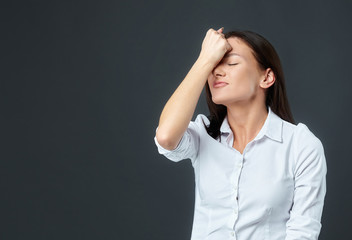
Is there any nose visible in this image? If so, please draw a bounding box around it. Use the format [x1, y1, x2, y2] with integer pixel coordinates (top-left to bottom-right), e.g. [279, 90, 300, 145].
[212, 63, 226, 77]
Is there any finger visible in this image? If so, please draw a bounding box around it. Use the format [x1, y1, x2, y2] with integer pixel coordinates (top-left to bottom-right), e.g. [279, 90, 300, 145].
[217, 27, 224, 33]
[225, 42, 232, 52]
[207, 28, 215, 35]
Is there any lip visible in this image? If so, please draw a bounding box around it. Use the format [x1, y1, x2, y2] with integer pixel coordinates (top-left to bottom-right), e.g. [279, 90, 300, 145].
[213, 81, 228, 88]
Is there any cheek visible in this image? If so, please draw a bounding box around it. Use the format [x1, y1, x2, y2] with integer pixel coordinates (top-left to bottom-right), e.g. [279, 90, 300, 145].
[230, 81, 255, 99]
[229, 70, 256, 91]
[207, 76, 214, 88]
[242, 67, 260, 86]
[224, 74, 259, 101]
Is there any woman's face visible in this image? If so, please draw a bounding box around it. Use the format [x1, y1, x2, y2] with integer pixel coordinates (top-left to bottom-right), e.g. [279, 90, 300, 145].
[207, 37, 268, 106]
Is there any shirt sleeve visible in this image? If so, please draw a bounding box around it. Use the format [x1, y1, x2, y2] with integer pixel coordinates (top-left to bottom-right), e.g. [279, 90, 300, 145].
[285, 123, 327, 240]
[154, 114, 206, 164]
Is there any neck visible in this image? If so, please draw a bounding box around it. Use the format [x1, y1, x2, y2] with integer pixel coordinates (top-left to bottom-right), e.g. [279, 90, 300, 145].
[226, 103, 268, 147]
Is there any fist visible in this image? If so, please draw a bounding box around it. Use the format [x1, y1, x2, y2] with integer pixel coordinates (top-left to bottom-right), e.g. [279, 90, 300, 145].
[199, 27, 232, 66]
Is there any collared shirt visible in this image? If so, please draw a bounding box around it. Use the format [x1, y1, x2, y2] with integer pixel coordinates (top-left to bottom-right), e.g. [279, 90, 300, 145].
[154, 106, 327, 240]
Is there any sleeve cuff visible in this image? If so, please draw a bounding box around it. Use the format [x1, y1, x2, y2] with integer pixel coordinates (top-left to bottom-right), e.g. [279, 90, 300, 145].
[154, 132, 186, 155]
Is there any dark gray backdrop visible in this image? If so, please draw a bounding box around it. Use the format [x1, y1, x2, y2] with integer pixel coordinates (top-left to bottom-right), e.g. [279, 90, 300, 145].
[1, 0, 351, 239]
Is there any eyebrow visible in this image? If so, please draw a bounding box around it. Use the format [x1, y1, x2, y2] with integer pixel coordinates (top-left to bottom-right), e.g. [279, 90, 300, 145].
[223, 53, 241, 58]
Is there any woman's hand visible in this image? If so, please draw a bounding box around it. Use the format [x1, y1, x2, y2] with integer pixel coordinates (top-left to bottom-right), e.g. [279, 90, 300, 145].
[156, 27, 228, 150]
[198, 27, 233, 67]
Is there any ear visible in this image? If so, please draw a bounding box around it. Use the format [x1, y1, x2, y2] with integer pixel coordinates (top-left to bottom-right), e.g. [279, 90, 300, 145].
[260, 68, 275, 89]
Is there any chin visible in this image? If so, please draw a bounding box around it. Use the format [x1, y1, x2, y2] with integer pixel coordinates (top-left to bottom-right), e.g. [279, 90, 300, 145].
[212, 95, 248, 107]
[211, 96, 229, 106]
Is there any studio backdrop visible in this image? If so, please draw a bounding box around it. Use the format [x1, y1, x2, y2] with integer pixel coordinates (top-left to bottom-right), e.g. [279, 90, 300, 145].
[1, 0, 351, 239]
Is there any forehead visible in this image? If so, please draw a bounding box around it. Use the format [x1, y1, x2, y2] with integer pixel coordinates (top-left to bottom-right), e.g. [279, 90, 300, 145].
[225, 37, 253, 58]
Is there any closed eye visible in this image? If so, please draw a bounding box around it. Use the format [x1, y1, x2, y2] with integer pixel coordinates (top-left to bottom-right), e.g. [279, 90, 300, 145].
[228, 63, 238, 66]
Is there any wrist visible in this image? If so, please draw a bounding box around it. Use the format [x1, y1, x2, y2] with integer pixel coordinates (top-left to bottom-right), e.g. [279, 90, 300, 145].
[195, 55, 216, 71]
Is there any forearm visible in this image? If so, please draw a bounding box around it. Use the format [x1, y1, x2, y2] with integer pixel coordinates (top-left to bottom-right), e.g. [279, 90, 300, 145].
[156, 56, 214, 150]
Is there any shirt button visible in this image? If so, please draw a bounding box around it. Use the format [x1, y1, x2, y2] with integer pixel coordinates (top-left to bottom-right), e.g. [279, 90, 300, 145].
[231, 231, 235, 237]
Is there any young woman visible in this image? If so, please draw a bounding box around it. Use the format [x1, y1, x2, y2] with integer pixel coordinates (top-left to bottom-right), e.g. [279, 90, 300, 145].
[154, 27, 327, 240]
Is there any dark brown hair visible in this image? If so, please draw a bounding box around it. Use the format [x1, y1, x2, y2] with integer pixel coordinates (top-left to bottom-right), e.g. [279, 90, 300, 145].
[205, 30, 295, 139]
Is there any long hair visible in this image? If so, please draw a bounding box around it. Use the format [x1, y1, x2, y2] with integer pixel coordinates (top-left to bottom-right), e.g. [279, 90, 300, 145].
[205, 30, 295, 139]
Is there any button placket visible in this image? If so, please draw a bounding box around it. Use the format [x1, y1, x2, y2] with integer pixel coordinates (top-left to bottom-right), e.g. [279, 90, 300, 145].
[231, 154, 243, 230]
[230, 230, 236, 239]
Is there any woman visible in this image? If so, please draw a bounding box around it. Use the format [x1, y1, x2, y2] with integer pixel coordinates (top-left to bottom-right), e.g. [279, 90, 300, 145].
[154, 27, 327, 240]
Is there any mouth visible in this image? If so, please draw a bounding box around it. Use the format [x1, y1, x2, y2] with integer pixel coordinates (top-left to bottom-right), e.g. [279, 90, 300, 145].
[213, 81, 228, 88]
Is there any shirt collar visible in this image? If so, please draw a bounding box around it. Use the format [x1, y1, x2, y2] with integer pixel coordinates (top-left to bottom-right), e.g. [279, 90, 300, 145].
[220, 106, 283, 143]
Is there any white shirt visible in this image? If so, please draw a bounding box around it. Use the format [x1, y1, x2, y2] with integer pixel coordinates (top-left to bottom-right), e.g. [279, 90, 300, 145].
[154, 106, 327, 240]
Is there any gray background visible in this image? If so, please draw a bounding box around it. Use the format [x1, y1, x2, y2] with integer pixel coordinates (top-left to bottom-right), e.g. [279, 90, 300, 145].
[1, 0, 351, 239]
